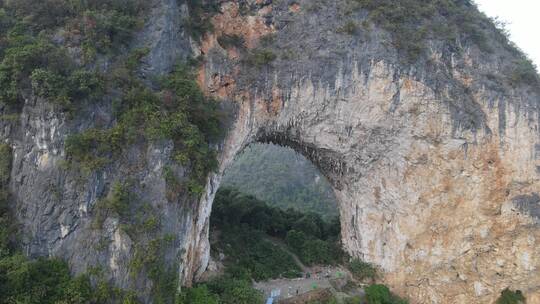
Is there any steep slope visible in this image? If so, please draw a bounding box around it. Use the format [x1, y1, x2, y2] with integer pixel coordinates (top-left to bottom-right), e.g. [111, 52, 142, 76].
[0, 0, 539, 303]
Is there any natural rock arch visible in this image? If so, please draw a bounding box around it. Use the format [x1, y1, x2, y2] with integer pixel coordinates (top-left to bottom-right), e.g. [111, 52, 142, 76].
[173, 3, 540, 303]
[3, 1, 539, 303]
[179, 59, 540, 303]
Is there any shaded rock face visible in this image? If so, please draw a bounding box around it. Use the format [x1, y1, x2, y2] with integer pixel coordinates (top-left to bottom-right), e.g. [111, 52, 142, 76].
[1, 0, 539, 303]
[0, 0, 205, 300]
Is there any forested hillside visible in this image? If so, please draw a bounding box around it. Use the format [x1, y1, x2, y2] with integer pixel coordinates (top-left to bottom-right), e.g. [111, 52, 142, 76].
[222, 144, 338, 220]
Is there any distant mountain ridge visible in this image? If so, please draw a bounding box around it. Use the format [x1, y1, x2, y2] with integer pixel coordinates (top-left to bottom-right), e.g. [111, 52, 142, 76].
[221, 144, 338, 220]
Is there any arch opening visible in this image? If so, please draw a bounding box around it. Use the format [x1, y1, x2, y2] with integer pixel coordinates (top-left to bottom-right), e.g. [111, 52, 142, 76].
[191, 142, 365, 302]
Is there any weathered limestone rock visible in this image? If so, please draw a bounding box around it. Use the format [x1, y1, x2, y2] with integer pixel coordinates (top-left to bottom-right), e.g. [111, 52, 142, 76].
[188, 1, 540, 303]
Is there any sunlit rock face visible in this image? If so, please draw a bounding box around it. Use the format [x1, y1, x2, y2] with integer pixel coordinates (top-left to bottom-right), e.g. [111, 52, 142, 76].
[190, 1, 540, 303]
[1, 0, 539, 303]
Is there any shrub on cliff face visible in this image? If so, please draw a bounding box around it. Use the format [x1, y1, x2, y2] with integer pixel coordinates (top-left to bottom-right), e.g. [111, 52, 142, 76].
[247, 49, 277, 66]
[337, 20, 358, 35]
[176, 285, 219, 304]
[217, 34, 245, 49]
[365, 284, 408, 304]
[0, 144, 11, 186]
[496, 288, 526, 304]
[508, 58, 539, 87]
[0, 144, 13, 257]
[348, 258, 377, 282]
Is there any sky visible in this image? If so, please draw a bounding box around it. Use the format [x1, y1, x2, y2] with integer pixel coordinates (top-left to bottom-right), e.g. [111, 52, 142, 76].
[474, 0, 540, 67]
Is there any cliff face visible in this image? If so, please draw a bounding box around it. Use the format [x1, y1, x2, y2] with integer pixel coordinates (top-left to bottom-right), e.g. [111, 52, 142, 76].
[194, 1, 540, 303]
[2, 0, 540, 303]
[0, 0, 206, 298]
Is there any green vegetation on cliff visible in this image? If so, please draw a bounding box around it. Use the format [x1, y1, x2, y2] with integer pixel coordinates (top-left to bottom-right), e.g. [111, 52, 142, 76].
[0, 1, 224, 303]
[496, 288, 526, 304]
[0, 0, 224, 195]
[0, 0, 146, 107]
[0, 144, 136, 304]
[65, 62, 223, 194]
[364, 284, 409, 304]
[342, 0, 539, 87]
[0, 144, 14, 257]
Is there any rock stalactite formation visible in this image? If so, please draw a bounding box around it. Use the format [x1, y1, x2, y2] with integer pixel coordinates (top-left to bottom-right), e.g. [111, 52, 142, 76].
[1, 0, 539, 303]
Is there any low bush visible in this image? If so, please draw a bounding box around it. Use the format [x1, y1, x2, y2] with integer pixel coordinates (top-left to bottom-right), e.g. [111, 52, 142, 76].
[496, 288, 526, 304]
[337, 20, 358, 35]
[344, 296, 363, 304]
[508, 58, 539, 87]
[365, 284, 408, 304]
[0, 144, 11, 187]
[178, 277, 264, 304]
[348, 258, 377, 282]
[206, 277, 264, 304]
[0, 256, 93, 304]
[0, 144, 13, 257]
[286, 233, 341, 266]
[185, 0, 219, 40]
[177, 285, 218, 304]
[247, 49, 277, 66]
[130, 235, 177, 303]
[217, 34, 245, 49]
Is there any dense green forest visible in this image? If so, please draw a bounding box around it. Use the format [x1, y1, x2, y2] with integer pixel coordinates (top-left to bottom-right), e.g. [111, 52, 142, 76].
[181, 188, 415, 304]
[212, 188, 343, 276]
[177, 188, 343, 304]
[222, 144, 339, 220]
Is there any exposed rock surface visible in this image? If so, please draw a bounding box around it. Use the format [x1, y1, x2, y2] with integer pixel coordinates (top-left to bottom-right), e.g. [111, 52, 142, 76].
[0, 0, 204, 300]
[193, 1, 540, 303]
[1, 0, 539, 303]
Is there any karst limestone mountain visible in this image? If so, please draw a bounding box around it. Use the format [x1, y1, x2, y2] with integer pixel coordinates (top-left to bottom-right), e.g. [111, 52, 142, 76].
[1, 0, 539, 303]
